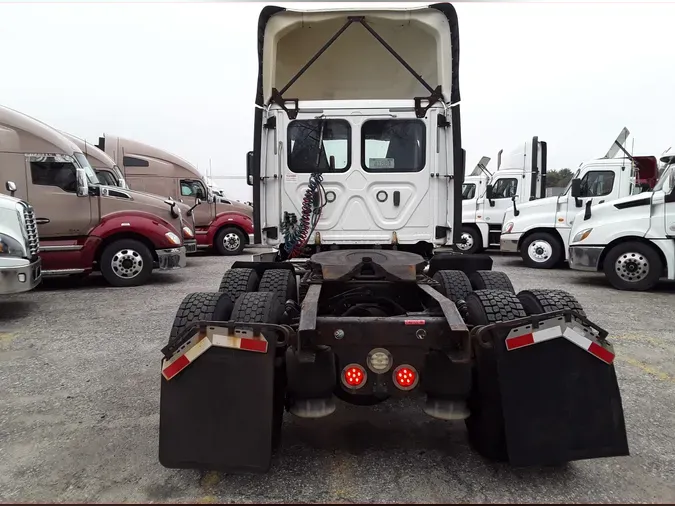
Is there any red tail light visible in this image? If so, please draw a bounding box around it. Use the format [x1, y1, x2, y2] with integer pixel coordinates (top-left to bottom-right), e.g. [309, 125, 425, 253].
[393, 365, 418, 391]
[341, 363, 367, 390]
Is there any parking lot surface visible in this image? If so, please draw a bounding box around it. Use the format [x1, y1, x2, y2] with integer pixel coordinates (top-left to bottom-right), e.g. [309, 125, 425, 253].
[1, 250, 674, 503]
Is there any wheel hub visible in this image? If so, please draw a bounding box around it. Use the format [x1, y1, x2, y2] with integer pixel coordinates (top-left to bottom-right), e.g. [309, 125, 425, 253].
[615, 253, 649, 282]
[111, 249, 143, 279]
[528, 240, 552, 262]
[223, 233, 241, 251]
[457, 232, 474, 251]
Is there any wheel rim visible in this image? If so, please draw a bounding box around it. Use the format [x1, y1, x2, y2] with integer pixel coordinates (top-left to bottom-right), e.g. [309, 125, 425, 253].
[222, 233, 241, 252]
[527, 240, 553, 263]
[615, 252, 650, 283]
[457, 232, 474, 251]
[111, 248, 144, 279]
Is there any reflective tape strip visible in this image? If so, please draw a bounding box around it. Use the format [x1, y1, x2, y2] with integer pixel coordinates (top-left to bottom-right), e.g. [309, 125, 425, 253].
[404, 320, 426, 326]
[563, 326, 615, 364]
[505, 325, 563, 351]
[212, 333, 268, 353]
[505, 320, 615, 365]
[161, 334, 213, 380]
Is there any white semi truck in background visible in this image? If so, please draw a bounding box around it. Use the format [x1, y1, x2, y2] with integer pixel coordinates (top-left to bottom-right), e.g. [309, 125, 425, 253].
[568, 152, 675, 290]
[457, 137, 547, 253]
[500, 128, 660, 268]
[0, 190, 42, 294]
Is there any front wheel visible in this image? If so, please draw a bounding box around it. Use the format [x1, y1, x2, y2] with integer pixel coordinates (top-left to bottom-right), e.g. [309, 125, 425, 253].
[603, 241, 662, 291]
[454, 226, 483, 254]
[520, 232, 562, 269]
[100, 239, 154, 287]
[215, 227, 246, 256]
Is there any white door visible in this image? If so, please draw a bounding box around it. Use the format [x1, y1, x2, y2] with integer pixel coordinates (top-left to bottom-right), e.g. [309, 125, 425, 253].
[479, 175, 519, 226]
[564, 167, 620, 225]
[276, 109, 433, 246]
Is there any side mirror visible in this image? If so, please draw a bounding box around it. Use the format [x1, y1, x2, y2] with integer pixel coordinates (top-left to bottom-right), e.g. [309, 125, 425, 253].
[485, 184, 495, 206]
[119, 178, 128, 189]
[75, 168, 89, 197]
[246, 151, 254, 186]
[329, 155, 336, 172]
[5, 181, 17, 197]
[570, 178, 582, 207]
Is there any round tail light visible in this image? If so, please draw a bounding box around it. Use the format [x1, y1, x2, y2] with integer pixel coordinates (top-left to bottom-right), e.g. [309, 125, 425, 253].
[393, 365, 418, 391]
[341, 364, 367, 390]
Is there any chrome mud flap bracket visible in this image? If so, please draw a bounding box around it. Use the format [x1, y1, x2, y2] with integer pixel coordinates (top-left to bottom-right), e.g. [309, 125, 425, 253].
[158, 321, 292, 473]
[473, 310, 629, 466]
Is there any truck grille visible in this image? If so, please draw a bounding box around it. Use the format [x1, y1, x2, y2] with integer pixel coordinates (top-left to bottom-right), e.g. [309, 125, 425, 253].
[21, 205, 40, 258]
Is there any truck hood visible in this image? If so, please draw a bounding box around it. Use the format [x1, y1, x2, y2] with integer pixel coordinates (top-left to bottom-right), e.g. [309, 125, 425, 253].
[98, 185, 184, 231]
[504, 196, 560, 232]
[216, 201, 253, 219]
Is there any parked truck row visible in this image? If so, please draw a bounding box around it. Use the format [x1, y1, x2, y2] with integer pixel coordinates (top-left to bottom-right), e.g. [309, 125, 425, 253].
[0, 103, 256, 289]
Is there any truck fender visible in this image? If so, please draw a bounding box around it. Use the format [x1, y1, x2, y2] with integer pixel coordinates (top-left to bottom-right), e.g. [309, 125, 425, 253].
[91, 211, 183, 251]
[476, 222, 490, 249]
[206, 212, 254, 246]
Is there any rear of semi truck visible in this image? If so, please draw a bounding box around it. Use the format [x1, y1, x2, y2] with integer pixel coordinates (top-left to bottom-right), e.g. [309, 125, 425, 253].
[158, 3, 629, 474]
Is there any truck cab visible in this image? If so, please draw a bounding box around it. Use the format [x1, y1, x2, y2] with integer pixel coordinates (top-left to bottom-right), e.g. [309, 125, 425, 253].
[61, 132, 198, 255]
[97, 135, 254, 256]
[500, 128, 659, 268]
[458, 138, 547, 253]
[568, 153, 675, 290]
[0, 104, 187, 287]
[0, 190, 42, 294]
[248, 5, 463, 258]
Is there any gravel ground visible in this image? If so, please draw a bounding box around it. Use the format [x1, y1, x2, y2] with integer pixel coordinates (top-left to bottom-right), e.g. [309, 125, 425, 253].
[1, 250, 674, 503]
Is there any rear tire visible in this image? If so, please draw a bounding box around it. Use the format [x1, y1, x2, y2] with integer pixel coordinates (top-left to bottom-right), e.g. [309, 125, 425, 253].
[517, 289, 586, 317]
[218, 267, 259, 303]
[168, 292, 234, 348]
[603, 241, 662, 291]
[100, 238, 154, 287]
[454, 226, 483, 254]
[432, 269, 473, 303]
[469, 270, 515, 294]
[214, 227, 246, 256]
[520, 232, 562, 269]
[258, 269, 298, 306]
[464, 290, 526, 462]
[231, 292, 286, 448]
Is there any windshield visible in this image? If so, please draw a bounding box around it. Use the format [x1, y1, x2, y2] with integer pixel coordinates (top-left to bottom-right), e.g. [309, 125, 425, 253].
[73, 152, 101, 185]
[653, 163, 674, 192]
[562, 169, 581, 195]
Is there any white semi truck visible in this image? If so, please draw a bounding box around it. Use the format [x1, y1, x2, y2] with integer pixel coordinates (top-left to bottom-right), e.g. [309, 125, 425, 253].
[500, 128, 660, 268]
[458, 137, 547, 253]
[157, 3, 628, 474]
[0, 189, 42, 294]
[568, 153, 675, 290]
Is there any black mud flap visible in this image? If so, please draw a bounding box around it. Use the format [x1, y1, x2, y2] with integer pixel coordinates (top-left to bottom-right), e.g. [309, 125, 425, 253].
[475, 311, 629, 466]
[159, 322, 290, 474]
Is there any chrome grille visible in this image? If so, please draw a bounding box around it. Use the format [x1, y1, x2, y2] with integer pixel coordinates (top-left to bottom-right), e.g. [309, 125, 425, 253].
[21, 204, 40, 258]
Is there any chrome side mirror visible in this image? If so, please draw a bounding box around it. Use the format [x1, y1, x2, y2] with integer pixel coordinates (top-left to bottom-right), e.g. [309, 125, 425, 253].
[119, 177, 128, 189]
[75, 168, 89, 197]
[5, 181, 17, 197]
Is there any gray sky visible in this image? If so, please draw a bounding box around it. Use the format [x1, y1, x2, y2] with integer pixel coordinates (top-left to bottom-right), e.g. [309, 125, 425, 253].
[1, 1, 673, 201]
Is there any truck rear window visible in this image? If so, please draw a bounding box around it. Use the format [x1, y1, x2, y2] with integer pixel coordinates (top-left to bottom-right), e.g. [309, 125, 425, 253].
[362, 120, 426, 173]
[287, 119, 351, 173]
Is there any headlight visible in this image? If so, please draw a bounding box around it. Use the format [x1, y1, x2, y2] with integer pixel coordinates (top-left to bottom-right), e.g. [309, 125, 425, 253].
[572, 228, 593, 243]
[182, 226, 194, 238]
[502, 222, 514, 234]
[0, 233, 26, 257]
[165, 232, 181, 245]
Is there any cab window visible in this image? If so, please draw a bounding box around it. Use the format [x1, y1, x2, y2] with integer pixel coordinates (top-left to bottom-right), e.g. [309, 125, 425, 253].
[580, 171, 615, 197]
[96, 170, 118, 186]
[30, 158, 77, 193]
[288, 119, 351, 173]
[462, 183, 476, 199]
[181, 180, 206, 199]
[490, 178, 518, 199]
[362, 120, 426, 173]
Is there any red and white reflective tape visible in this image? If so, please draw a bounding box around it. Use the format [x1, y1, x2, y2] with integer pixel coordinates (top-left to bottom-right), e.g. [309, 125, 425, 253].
[505, 320, 614, 364]
[161, 327, 269, 381]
